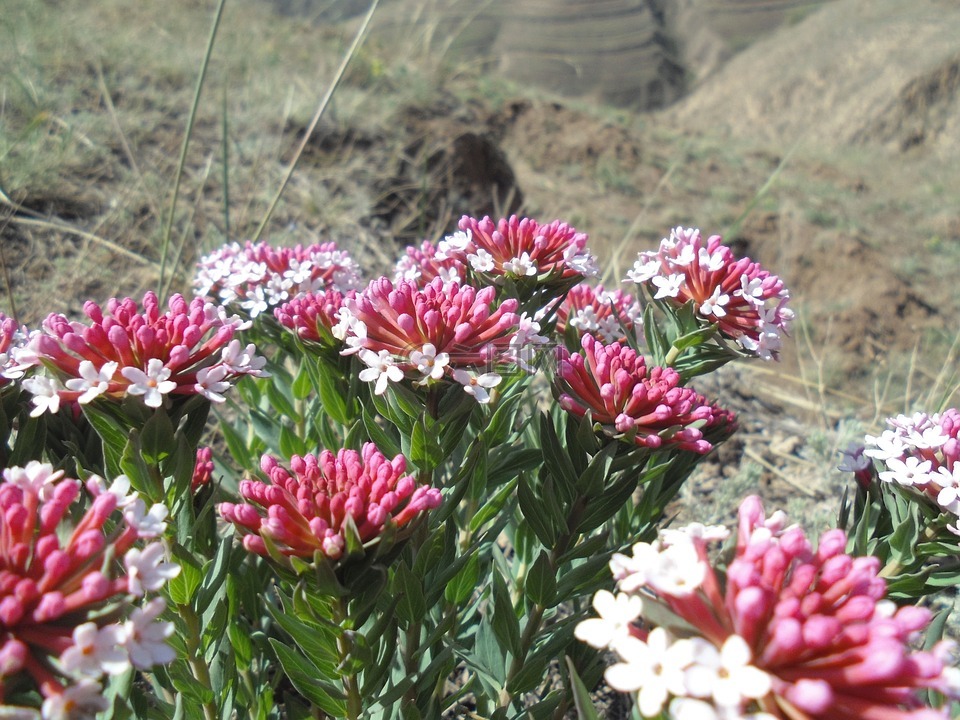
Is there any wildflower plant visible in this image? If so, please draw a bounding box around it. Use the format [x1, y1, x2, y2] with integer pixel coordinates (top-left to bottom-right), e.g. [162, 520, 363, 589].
[2, 197, 957, 720]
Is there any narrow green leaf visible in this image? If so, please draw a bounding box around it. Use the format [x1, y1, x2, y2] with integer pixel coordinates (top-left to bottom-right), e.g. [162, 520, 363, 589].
[292, 363, 313, 400]
[517, 473, 556, 547]
[469, 478, 518, 532]
[538, 413, 579, 492]
[140, 409, 175, 466]
[444, 553, 481, 605]
[491, 569, 521, 658]
[167, 544, 204, 606]
[566, 657, 601, 720]
[395, 561, 427, 625]
[268, 640, 347, 717]
[524, 551, 556, 606]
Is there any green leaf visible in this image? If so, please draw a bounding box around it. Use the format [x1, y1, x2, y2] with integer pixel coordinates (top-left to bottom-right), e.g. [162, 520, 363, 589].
[576, 442, 617, 496]
[167, 544, 204, 606]
[216, 414, 254, 471]
[119, 431, 159, 500]
[266, 376, 300, 422]
[141, 409, 175, 466]
[279, 423, 308, 458]
[305, 356, 351, 426]
[538, 413, 579, 493]
[524, 551, 556, 606]
[642, 303, 669, 366]
[889, 507, 919, 567]
[444, 553, 481, 605]
[82, 404, 129, 477]
[470, 478, 518, 533]
[491, 568, 521, 658]
[268, 640, 347, 717]
[410, 415, 444, 471]
[227, 623, 253, 669]
[362, 405, 401, 458]
[566, 657, 601, 720]
[395, 561, 427, 625]
[292, 363, 313, 400]
[517, 473, 556, 547]
[555, 554, 614, 602]
[483, 391, 525, 447]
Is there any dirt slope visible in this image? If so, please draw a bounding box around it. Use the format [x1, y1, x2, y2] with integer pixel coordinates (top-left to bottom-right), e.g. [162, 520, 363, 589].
[668, 0, 960, 158]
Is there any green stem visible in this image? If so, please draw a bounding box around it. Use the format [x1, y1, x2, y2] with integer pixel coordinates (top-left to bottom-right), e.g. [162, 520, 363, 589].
[331, 596, 363, 720]
[663, 343, 681, 367]
[180, 603, 218, 720]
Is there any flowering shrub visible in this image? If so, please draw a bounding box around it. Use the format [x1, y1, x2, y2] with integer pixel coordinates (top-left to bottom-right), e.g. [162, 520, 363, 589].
[0, 462, 178, 716]
[576, 496, 959, 719]
[0, 214, 955, 720]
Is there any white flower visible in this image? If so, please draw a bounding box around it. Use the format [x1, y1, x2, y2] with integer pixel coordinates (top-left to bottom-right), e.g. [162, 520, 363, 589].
[648, 541, 707, 597]
[878, 456, 933, 487]
[671, 244, 697, 267]
[452, 370, 501, 404]
[605, 629, 695, 717]
[124, 598, 176, 670]
[574, 590, 643, 650]
[683, 635, 771, 708]
[239, 285, 269, 318]
[65, 361, 118, 404]
[626, 255, 662, 284]
[22, 375, 64, 416]
[195, 365, 231, 403]
[563, 246, 599, 276]
[609, 541, 663, 594]
[41, 679, 109, 720]
[699, 286, 730, 318]
[358, 349, 404, 395]
[737, 275, 766, 305]
[409, 343, 449, 381]
[125, 543, 181, 597]
[394, 256, 421, 283]
[121, 359, 177, 408]
[863, 430, 907, 461]
[698, 248, 726, 273]
[660, 522, 730, 547]
[123, 498, 169, 538]
[437, 266, 462, 285]
[3, 461, 64, 501]
[937, 484, 960, 515]
[436, 230, 472, 260]
[220, 340, 268, 375]
[652, 273, 685, 299]
[468, 248, 495, 273]
[59, 623, 129, 678]
[502, 252, 539, 277]
[85, 473, 138, 508]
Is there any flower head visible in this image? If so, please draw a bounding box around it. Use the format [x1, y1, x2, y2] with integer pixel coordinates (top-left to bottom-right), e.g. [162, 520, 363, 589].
[194, 240, 362, 314]
[626, 227, 793, 360]
[451, 215, 598, 288]
[579, 496, 957, 719]
[393, 240, 466, 287]
[554, 284, 643, 344]
[0, 313, 33, 386]
[338, 276, 542, 399]
[219, 443, 442, 563]
[555, 334, 735, 453]
[21, 292, 267, 413]
[0, 463, 178, 711]
[274, 289, 352, 346]
[859, 409, 960, 526]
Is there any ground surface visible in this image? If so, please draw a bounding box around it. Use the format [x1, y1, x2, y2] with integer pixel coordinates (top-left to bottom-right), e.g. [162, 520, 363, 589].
[2, 0, 959, 526]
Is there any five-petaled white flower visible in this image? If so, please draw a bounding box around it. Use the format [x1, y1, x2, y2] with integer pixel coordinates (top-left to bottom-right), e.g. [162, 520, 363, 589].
[59, 623, 130, 678]
[700, 286, 730, 318]
[358, 349, 404, 395]
[124, 598, 176, 670]
[41, 679, 110, 720]
[121, 359, 177, 408]
[125, 543, 181, 597]
[123, 498, 170, 538]
[452, 370, 501, 404]
[878, 456, 933, 487]
[683, 634, 772, 708]
[22, 375, 64, 417]
[652, 273, 685, 299]
[605, 628, 696, 718]
[574, 590, 643, 651]
[502, 252, 539, 277]
[65, 360, 118, 404]
[195, 365, 231, 403]
[468, 248, 495, 273]
[409, 343, 450, 382]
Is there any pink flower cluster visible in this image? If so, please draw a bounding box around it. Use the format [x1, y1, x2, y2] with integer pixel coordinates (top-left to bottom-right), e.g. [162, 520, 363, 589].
[219, 443, 442, 561]
[0, 313, 32, 388]
[335, 276, 547, 402]
[274, 289, 351, 346]
[859, 409, 960, 534]
[393, 240, 466, 288]
[0, 463, 178, 715]
[577, 496, 958, 720]
[556, 334, 735, 454]
[20, 292, 267, 415]
[444, 215, 598, 285]
[554, 284, 643, 344]
[194, 240, 362, 317]
[626, 227, 793, 361]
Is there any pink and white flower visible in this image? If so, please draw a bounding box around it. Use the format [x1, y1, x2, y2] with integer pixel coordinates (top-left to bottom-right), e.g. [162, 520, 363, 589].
[21, 292, 267, 412]
[625, 227, 793, 361]
[393, 240, 466, 288]
[274, 289, 352, 346]
[578, 496, 957, 719]
[0, 464, 178, 711]
[194, 240, 362, 313]
[219, 443, 443, 562]
[555, 334, 736, 454]
[554, 284, 643, 344]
